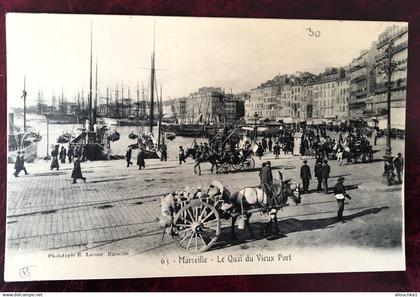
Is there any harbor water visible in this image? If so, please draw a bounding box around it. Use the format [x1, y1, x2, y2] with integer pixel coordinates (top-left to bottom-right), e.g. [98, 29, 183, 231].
[17, 114, 207, 161]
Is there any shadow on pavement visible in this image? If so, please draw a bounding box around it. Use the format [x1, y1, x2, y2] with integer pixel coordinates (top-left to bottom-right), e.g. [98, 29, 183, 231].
[212, 206, 389, 251]
[305, 183, 359, 194]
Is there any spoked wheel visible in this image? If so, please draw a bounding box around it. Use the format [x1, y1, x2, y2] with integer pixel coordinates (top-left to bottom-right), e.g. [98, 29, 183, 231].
[172, 201, 220, 253]
[242, 156, 255, 170]
[217, 162, 231, 174]
[231, 161, 242, 171]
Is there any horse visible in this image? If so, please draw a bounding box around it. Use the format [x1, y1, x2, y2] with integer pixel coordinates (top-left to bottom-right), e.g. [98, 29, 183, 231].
[185, 148, 220, 174]
[221, 171, 302, 239]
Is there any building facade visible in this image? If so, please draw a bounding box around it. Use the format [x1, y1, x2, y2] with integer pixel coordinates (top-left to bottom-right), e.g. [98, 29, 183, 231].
[367, 25, 408, 129]
[246, 82, 280, 121]
[349, 43, 377, 117]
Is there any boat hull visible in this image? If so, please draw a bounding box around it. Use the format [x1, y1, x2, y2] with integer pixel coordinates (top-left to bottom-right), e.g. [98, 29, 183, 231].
[117, 119, 158, 127]
[165, 124, 218, 138]
[44, 113, 80, 124]
[8, 142, 38, 164]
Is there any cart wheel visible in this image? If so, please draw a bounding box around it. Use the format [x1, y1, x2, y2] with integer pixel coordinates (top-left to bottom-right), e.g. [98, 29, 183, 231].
[362, 154, 369, 163]
[172, 201, 220, 253]
[231, 161, 242, 171]
[242, 157, 255, 170]
[219, 162, 231, 173]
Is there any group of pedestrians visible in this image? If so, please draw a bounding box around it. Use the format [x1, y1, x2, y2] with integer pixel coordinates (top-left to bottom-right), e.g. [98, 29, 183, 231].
[13, 151, 28, 177]
[384, 153, 404, 184]
[299, 158, 331, 194]
[126, 147, 145, 170]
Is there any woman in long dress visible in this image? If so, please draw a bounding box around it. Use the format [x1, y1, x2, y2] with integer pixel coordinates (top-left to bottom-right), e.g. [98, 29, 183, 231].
[71, 157, 86, 184]
[137, 149, 145, 170]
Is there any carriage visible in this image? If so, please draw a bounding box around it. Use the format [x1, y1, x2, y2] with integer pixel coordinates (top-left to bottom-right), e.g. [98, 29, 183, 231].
[215, 152, 256, 174]
[345, 142, 374, 163]
[158, 179, 301, 253]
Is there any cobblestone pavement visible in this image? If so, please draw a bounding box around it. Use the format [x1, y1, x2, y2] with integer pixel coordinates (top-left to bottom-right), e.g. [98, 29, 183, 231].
[6, 137, 404, 256]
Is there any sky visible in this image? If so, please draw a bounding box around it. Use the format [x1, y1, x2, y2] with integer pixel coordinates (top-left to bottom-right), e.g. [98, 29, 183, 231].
[6, 13, 406, 108]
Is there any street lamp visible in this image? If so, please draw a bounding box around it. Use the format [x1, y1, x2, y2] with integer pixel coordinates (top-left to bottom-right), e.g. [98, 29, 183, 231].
[376, 40, 405, 185]
[380, 41, 398, 159]
[253, 111, 259, 142]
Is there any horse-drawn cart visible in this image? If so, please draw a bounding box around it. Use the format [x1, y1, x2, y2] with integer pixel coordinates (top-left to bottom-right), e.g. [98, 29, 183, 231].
[216, 153, 255, 174]
[345, 142, 374, 163]
[158, 178, 301, 253]
[159, 181, 228, 253]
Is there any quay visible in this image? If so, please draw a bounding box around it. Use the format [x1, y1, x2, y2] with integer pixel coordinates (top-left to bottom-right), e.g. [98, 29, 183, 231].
[6, 137, 403, 256]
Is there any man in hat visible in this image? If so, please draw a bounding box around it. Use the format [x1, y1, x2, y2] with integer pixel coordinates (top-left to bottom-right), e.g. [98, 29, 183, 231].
[71, 156, 86, 184]
[50, 145, 60, 170]
[260, 161, 274, 209]
[314, 159, 323, 193]
[321, 160, 331, 194]
[334, 176, 351, 221]
[393, 153, 404, 184]
[300, 159, 311, 194]
[126, 147, 133, 167]
[13, 151, 28, 177]
[178, 146, 186, 165]
[384, 155, 395, 186]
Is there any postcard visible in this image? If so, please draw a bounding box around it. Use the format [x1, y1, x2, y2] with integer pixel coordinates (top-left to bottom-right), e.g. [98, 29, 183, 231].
[5, 13, 407, 281]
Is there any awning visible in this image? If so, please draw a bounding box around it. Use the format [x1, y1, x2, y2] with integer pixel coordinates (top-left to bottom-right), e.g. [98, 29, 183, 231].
[311, 119, 325, 125]
[377, 108, 405, 130]
[282, 117, 294, 124]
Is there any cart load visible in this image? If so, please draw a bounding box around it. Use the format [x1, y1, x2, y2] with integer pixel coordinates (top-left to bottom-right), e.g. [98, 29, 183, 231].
[158, 181, 231, 253]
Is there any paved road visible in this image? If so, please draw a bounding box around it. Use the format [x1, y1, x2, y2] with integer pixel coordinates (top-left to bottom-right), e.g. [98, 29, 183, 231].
[6, 137, 404, 257]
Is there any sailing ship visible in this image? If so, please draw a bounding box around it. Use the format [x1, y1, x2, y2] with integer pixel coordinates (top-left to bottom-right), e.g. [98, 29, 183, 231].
[8, 78, 42, 163]
[127, 23, 164, 159]
[69, 23, 119, 161]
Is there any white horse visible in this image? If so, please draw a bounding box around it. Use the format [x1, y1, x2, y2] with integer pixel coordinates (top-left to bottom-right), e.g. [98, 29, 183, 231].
[221, 172, 302, 239]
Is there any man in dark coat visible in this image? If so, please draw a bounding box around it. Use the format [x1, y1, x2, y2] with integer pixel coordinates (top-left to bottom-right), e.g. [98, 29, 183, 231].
[71, 157, 86, 184]
[59, 146, 66, 164]
[334, 176, 351, 221]
[256, 142, 264, 160]
[179, 146, 186, 165]
[393, 153, 404, 183]
[126, 147, 133, 167]
[268, 138, 273, 152]
[321, 160, 331, 194]
[300, 160, 311, 194]
[262, 138, 267, 152]
[137, 149, 145, 170]
[50, 145, 60, 170]
[160, 144, 168, 162]
[314, 159, 323, 193]
[67, 145, 73, 163]
[273, 142, 280, 159]
[14, 151, 28, 177]
[260, 161, 274, 209]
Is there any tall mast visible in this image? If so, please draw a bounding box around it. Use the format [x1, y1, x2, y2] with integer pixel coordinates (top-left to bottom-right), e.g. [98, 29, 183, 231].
[94, 57, 98, 122]
[88, 21, 94, 131]
[77, 91, 81, 111]
[121, 82, 124, 117]
[61, 88, 64, 113]
[157, 84, 162, 146]
[106, 86, 109, 117]
[136, 83, 140, 125]
[23, 75, 27, 132]
[81, 90, 84, 111]
[128, 86, 131, 116]
[115, 83, 119, 118]
[149, 21, 156, 134]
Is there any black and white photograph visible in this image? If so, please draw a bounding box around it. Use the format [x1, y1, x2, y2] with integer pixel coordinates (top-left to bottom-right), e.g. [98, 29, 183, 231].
[5, 13, 407, 281]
